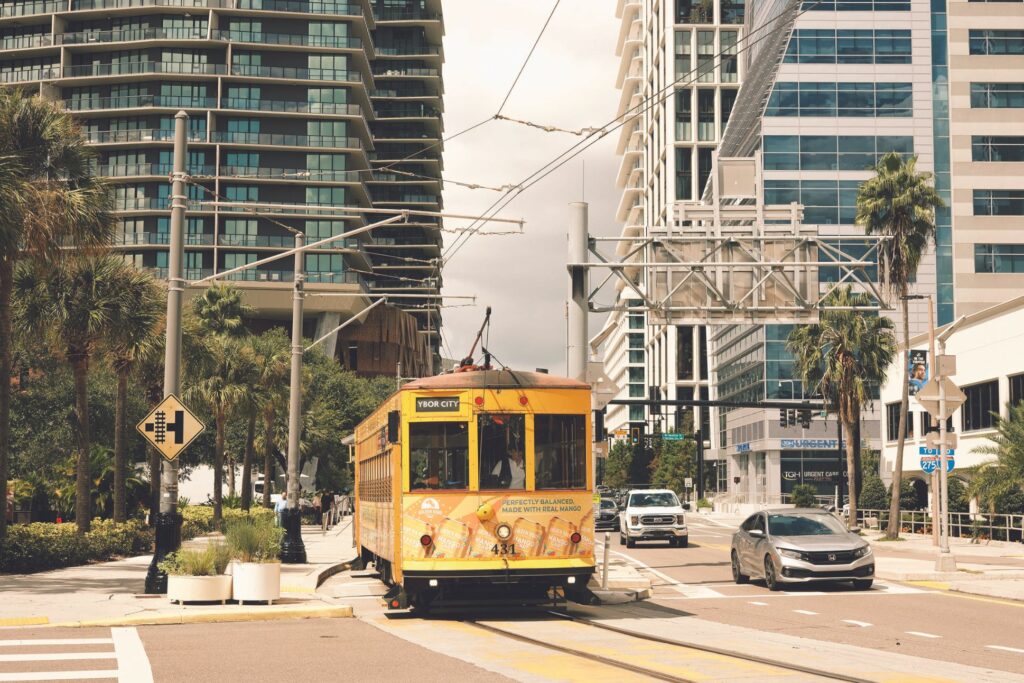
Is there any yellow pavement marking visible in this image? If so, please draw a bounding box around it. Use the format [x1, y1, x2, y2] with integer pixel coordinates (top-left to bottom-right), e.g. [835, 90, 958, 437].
[907, 581, 951, 591]
[937, 590, 1024, 609]
[0, 617, 49, 628]
[48, 604, 353, 628]
[696, 541, 732, 553]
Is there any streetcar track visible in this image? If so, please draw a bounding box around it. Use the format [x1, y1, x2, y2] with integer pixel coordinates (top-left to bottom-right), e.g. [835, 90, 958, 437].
[546, 609, 874, 683]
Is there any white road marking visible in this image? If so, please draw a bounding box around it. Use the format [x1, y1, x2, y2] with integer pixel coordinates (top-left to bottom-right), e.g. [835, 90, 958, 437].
[987, 645, 1024, 655]
[0, 673, 117, 681]
[0, 639, 113, 647]
[793, 609, 818, 616]
[906, 631, 942, 639]
[842, 620, 873, 628]
[606, 548, 726, 599]
[749, 601, 769, 606]
[0, 652, 115, 662]
[111, 627, 153, 683]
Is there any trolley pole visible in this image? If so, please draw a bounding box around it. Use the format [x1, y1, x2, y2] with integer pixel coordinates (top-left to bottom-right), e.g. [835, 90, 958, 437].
[144, 111, 188, 593]
[280, 231, 307, 564]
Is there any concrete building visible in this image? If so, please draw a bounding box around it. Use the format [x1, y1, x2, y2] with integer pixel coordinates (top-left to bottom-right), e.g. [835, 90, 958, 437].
[604, 0, 744, 444]
[0, 0, 443, 374]
[879, 295, 1024, 498]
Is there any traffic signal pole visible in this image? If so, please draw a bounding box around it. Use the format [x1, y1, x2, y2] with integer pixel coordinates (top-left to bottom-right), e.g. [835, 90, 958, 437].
[145, 111, 188, 594]
[280, 232, 307, 564]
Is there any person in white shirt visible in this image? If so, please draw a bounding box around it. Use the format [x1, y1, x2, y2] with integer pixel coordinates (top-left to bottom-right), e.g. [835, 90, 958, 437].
[491, 448, 526, 489]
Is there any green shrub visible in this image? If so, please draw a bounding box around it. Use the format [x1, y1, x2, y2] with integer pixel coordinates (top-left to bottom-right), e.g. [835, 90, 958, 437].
[859, 476, 887, 511]
[0, 520, 152, 574]
[790, 484, 819, 508]
[697, 498, 712, 509]
[225, 516, 282, 563]
[179, 505, 273, 541]
[159, 543, 231, 576]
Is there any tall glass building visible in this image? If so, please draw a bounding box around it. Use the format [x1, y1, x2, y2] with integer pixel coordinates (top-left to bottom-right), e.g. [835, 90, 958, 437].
[0, 0, 444, 373]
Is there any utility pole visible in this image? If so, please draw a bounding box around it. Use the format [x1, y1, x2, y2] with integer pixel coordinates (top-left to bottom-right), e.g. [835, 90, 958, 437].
[280, 231, 307, 564]
[928, 297, 940, 547]
[936, 335, 956, 571]
[145, 111, 188, 593]
[567, 202, 588, 382]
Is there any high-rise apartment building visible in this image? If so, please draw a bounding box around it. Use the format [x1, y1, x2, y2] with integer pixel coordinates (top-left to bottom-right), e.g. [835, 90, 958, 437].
[604, 0, 744, 443]
[0, 0, 444, 375]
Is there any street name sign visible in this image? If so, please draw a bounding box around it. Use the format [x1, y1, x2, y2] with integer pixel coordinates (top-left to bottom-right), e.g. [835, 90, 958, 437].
[919, 447, 955, 474]
[914, 377, 966, 418]
[662, 433, 686, 441]
[137, 394, 205, 461]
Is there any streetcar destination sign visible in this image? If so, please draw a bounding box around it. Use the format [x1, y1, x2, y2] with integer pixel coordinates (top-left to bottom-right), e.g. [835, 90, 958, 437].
[415, 396, 461, 412]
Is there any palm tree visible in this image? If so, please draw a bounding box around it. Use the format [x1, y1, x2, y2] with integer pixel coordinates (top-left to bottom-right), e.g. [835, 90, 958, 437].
[968, 402, 1024, 518]
[0, 91, 114, 540]
[190, 282, 253, 338]
[184, 331, 254, 526]
[788, 286, 897, 527]
[856, 151, 943, 539]
[105, 272, 164, 522]
[14, 256, 137, 533]
[243, 329, 289, 511]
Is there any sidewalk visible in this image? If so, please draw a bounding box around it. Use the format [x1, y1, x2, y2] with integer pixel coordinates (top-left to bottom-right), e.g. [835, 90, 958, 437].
[0, 520, 357, 628]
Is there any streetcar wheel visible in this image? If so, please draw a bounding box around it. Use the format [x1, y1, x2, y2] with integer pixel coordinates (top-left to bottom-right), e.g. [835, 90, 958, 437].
[731, 551, 749, 584]
[764, 556, 780, 591]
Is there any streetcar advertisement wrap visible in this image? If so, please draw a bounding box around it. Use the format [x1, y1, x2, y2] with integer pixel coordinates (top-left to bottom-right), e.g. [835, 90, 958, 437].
[401, 492, 595, 562]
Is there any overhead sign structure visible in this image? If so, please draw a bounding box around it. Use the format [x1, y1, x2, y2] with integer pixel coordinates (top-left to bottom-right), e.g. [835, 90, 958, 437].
[587, 361, 621, 410]
[137, 394, 205, 462]
[914, 377, 966, 418]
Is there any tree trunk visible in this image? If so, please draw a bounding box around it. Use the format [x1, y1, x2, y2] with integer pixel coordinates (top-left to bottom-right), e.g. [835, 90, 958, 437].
[844, 416, 859, 530]
[113, 368, 128, 523]
[886, 293, 912, 539]
[241, 411, 256, 511]
[71, 355, 92, 534]
[0, 257, 13, 541]
[213, 409, 224, 527]
[149, 445, 160, 525]
[227, 454, 235, 499]
[262, 409, 274, 508]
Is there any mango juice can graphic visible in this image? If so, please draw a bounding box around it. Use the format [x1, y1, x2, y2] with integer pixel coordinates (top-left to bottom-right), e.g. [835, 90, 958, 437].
[469, 524, 499, 558]
[402, 517, 435, 559]
[511, 518, 544, 557]
[432, 518, 470, 559]
[543, 516, 577, 557]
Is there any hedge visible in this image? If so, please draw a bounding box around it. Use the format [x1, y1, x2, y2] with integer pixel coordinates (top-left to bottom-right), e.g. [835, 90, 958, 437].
[0, 506, 274, 574]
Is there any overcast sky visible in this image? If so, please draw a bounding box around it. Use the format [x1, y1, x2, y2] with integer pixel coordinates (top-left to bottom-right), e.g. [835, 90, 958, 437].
[437, 1, 620, 375]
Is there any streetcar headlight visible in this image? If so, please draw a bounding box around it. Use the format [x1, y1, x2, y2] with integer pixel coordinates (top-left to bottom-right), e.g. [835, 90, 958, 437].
[419, 534, 433, 547]
[570, 532, 582, 544]
[495, 523, 513, 541]
[567, 576, 576, 584]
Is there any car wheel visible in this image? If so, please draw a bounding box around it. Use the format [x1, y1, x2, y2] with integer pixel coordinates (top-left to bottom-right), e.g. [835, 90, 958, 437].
[764, 556, 780, 591]
[619, 533, 627, 546]
[626, 537, 636, 549]
[852, 579, 873, 591]
[731, 551, 749, 584]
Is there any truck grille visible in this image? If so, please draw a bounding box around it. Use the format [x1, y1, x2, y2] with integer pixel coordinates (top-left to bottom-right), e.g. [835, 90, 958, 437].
[640, 515, 675, 525]
[805, 550, 855, 565]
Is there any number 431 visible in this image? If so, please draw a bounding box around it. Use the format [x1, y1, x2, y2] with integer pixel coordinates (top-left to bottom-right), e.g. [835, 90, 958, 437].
[491, 543, 515, 555]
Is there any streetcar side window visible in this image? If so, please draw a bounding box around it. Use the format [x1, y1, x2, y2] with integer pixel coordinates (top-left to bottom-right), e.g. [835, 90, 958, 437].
[534, 414, 587, 490]
[409, 421, 468, 490]
[478, 414, 526, 490]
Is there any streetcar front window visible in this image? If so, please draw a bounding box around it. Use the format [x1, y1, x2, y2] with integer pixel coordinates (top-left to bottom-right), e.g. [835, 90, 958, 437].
[409, 421, 468, 490]
[534, 414, 587, 490]
[478, 413, 526, 490]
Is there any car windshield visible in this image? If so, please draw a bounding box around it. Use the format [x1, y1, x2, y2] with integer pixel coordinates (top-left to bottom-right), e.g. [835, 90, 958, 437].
[629, 492, 679, 507]
[768, 513, 846, 536]
[600, 499, 617, 510]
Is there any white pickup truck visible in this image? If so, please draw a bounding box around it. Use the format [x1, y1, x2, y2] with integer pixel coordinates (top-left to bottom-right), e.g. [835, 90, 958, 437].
[619, 489, 689, 548]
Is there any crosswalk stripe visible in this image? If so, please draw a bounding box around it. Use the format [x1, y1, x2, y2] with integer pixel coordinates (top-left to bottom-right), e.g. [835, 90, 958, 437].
[906, 631, 942, 639]
[0, 672, 117, 681]
[842, 620, 873, 628]
[0, 653, 115, 662]
[986, 645, 1024, 654]
[0, 640, 112, 648]
[111, 627, 152, 683]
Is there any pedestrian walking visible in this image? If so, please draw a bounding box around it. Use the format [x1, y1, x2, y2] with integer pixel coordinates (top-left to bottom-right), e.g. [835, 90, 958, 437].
[320, 490, 334, 532]
[274, 494, 287, 527]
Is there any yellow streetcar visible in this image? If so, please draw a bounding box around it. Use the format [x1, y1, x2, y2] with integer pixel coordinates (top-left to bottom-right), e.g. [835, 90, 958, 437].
[353, 368, 596, 610]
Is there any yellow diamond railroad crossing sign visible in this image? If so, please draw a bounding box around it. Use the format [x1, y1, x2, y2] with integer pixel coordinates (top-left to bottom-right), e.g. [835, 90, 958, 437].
[136, 394, 205, 461]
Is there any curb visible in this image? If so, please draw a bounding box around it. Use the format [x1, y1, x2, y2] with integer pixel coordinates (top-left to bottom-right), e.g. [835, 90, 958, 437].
[49, 604, 354, 629]
[877, 569, 1024, 582]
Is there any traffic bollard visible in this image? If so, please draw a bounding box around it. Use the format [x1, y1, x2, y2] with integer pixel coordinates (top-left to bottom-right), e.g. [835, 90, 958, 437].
[602, 532, 610, 590]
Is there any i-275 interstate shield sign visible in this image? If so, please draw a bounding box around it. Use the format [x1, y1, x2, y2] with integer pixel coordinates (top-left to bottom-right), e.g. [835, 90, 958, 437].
[136, 394, 205, 461]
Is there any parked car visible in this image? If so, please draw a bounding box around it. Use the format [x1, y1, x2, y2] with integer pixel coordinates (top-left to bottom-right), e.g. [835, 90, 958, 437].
[730, 509, 874, 591]
[619, 489, 688, 548]
[595, 498, 619, 531]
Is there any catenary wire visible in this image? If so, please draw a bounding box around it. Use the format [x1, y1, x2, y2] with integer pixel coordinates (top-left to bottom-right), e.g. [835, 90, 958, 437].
[495, 0, 563, 116]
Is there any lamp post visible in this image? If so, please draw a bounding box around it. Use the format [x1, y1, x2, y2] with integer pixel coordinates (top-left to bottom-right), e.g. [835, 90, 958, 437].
[902, 294, 940, 547]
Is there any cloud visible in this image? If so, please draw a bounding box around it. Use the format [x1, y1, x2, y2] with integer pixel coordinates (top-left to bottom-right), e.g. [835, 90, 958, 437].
[438, 0, 620, 375]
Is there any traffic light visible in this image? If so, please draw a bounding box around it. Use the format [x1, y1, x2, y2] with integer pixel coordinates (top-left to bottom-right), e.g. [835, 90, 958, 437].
[630, 426, 641, 445]
[799, 409, 812, 429]
[779, 409, 789, 428]
[787, 409, 798, 427]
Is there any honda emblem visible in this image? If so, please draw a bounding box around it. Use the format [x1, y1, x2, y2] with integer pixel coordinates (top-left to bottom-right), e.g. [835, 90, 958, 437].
[828, 553, 837, 562]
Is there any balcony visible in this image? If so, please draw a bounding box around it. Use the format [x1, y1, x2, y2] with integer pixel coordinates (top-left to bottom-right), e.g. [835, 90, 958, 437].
[0, 67, 59, 83]
[219, 234, 295, 248]
[62, 61, 226, 78]
[235, 0, 363, 15]
[86, 128, 207, 144]
[221, 97, 362, 116]
[210, 132, 363, 149]
[146, 267, 215, 280]
[117, 231, 213, 245]
[1, 34, 53, 49]
[225, 269, 293, 282]
[213, 200, 359, 215]
[373, 104, 439, 118]
[63, 94, 217, 111]
[211, 29, 362, 49]
[71, 0, 228, 9]
[371, 66, 439, 78]
[56, 27, 206, 44]
[370, 191, 438, 204]
[374, 6, 440, 21]
[219, 165, 358, 181]
[0, 0, 63, 17]
[374, 44, 440, 56]
[99, 163, 216, 177]
[228, 64, 362, 82]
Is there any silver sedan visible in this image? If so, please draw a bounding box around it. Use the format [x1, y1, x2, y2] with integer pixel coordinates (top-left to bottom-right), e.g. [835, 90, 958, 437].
[730, 509, 874, 591]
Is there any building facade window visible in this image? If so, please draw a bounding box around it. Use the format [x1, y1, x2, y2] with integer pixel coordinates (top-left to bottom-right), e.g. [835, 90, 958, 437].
[969, 30, 1024, 55]
[973, 190, 1024, 216]
[784, 29, 911, 64]
[972, 136, 1024, 162]
[801, 0, 910, 9]
[765, 179, 860, 225]
[766, 82, 913, 117]
[676, 148, 693, 200]
[971, 83, 1024, 108]
[764, 135, 913, 171]
[962, 380, 999, 432]
[885, 402, 912, 441]
[1010, 373, 1024, 406]
[676, 88, 692, 140]
[974, 244, 1024, 273]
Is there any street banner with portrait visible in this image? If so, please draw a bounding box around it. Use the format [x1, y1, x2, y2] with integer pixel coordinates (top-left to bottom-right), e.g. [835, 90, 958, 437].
[908, 350, 929, 396]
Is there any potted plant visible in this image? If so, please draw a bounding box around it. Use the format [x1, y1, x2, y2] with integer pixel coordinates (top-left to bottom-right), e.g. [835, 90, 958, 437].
[226, 516, 283, 605]
[160, 543, 232, 604]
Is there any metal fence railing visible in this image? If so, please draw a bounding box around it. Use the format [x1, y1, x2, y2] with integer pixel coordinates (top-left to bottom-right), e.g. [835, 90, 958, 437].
[856, 508, 1024, 543]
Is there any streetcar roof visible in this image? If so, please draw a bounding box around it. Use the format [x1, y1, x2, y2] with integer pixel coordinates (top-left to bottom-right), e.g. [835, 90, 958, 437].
[402, 369, 589, 391]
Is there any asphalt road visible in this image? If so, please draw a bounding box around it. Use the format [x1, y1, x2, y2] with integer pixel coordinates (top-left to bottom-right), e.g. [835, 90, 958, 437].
[602, 518, 1024, 675]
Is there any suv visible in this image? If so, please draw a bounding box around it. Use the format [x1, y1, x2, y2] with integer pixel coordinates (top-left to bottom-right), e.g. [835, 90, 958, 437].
[619, 489, 688, 548]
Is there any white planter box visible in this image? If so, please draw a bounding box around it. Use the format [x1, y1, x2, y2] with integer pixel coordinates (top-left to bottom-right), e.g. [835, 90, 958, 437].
[231, 562, 281, 605]
[167, 575, 232, 604]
